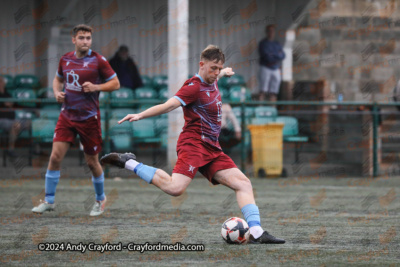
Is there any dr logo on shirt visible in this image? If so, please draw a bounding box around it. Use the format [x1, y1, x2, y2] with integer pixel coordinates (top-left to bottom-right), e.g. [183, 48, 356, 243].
[66, 70, 81, 91]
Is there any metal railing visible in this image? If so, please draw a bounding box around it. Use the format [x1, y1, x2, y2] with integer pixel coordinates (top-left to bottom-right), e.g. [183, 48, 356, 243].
[1, 98, 399, 178]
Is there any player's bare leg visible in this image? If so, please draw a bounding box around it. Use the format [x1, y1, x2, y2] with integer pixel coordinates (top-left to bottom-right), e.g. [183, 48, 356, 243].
[151, 171, 192, 197]
[268, 93, 277, 102]
[259, 92, 266, 101]
[32, 142, 70, 213]
[84, 153, 103, 177]
[214, 168, 285, 244]
[213, 168, 255, 208]
[100, 152, 191, 196]
[48, 141, 70, 170]
[85, 153, 107, 216]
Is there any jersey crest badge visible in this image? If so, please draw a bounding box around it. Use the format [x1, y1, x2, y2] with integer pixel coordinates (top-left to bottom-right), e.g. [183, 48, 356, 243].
[188, 165, 195, 173]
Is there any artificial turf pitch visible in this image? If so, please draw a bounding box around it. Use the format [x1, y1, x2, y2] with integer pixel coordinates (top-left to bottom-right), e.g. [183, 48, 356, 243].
[0, 175, 399, 266]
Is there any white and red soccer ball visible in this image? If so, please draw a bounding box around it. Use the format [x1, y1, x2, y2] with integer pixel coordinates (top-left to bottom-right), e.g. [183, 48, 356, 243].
[221, 217, 250, 244]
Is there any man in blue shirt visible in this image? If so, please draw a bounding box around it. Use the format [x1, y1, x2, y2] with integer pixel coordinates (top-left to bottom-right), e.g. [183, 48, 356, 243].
[258, 25, 285, 102]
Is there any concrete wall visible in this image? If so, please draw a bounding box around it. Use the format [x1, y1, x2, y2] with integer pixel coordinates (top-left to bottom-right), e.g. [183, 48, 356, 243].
[292, 0, 400, 102]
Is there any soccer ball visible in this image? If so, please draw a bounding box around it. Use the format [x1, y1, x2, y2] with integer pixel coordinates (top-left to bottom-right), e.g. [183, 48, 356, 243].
[221, 217, 250, 244]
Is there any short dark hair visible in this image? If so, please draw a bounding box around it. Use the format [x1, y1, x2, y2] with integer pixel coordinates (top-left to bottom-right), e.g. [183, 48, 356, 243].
[118, 45, 129, 53]
[265, 24, 275, 34]
[200, 45, 225, 63]
[72, 24, 93, 36]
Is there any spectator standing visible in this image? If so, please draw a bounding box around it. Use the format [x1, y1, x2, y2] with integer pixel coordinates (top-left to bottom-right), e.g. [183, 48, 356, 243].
[258, 24, 285, 102]
[109, 45, 143, 90]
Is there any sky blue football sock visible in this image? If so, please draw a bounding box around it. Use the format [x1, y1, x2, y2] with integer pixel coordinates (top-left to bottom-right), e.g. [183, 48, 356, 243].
[44, 169, 60, 204]
[241, 203, 261, 228]
[92, 172, 105, 201]
[134, 163, 157, 184]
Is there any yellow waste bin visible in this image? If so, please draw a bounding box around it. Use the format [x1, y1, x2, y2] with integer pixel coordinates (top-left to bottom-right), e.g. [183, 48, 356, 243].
[248, 123, 284, 177]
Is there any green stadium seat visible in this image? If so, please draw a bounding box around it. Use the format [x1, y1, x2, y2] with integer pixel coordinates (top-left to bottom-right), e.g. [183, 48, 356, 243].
[276, 116, 299, 136]
[37, 87, 54, 98]
[155, 117, 168, 135]
[101, 119, 105, 137]
[42, 104, 62, 111]
[132, 119, 160, 143]
[219, 86, 229, 102]
[108, 117, 133, 151]
[232, 106, 255, 124]
[1, 74, 15, 90]
[111, 87, 134, 108]
[152, 75, 168, 90]
[15, 110, 35, 120]
[217, 76, 228, 88]
[32, 118, 56, 143]
[132, 119, 155, 138]
[14, 74, 40, 89]
[141, 75, 153, 87]
[225, 74, 245, 88]
[159, 87, 168, 100]
[37, 87, 60, 109]
[251, 117, 275, 125]
[284, 136, 309, 142]
[277, 116, 306, 141]
[276, 116, 308, 162]
[100, 109, 106, 120]
[229, 86, 251, 102]
[160, 132, 168, 148]
[254, 106, 278, 118]
[39, 109, 60, 120]
[99, 91, 110, 108]
[12, 88, 36, 108]
[15, 110, 35, 139]
[137, 104, 154, 112]
[135, 87, 157, 100]
[111, 133, 133, 151]
[109, 118, 132, 135]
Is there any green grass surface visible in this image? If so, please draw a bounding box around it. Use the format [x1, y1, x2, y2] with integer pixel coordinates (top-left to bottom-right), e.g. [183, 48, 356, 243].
[0, 176, 399, 266]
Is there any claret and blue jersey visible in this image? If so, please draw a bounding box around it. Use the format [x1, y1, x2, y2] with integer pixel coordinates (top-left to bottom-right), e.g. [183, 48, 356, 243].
[56, 49, 116, 121]
[174, 74, 223, 150]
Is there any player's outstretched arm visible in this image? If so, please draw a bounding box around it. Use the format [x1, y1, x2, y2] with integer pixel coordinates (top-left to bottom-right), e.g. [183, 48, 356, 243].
[118, 97, 181, 124]
[218, 67, 235, 79]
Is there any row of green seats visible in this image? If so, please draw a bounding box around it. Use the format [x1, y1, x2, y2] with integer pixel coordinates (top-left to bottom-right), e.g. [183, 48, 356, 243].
[230, 106, 308, 147]
[32, 109, 168, 151]
[144, 74, 246, 90]
[219, 86, 252, 102]
[2, 73, 246, 92]
[1, 74, 40, 90]
[32, 108, 307, 155]
[217, 75, 245, 89]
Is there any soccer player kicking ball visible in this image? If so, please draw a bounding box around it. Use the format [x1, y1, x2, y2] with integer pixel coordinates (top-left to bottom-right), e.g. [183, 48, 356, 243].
[101, 45, 285, 244]
[32, 24, 120, 216]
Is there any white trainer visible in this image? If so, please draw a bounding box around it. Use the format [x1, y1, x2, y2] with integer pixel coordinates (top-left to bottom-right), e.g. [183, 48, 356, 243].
[90, 196, 107, 216]
[32, 200, 55, 213]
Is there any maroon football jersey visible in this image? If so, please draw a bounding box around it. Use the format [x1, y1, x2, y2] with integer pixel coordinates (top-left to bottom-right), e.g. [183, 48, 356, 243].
[56, 49, 116, 121]
[174, 74, 223, 167]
